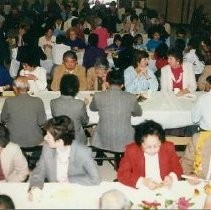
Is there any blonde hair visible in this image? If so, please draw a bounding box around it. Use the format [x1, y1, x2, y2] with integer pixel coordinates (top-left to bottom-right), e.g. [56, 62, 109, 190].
[66, 27, 78, 38]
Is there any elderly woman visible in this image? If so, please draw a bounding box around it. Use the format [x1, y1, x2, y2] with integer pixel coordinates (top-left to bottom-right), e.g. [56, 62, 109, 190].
[117, 120, 183, 189]
[50, 74, 89, 144]
[29, 115, 101, 197]
[0, 124, 29, 182]
[161, 48, 197, 95]
[87, 57, 109, 91]
[124, 50, 158, 94]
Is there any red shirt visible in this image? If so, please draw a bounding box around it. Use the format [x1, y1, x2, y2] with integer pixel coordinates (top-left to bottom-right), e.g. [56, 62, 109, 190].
[155, 58, 168, 70]
[171, 66, 183, 90]
[93, 27, 109, 49]
[0, 159, 5, 180]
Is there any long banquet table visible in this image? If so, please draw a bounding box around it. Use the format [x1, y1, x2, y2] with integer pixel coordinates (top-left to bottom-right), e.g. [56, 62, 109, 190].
[0, 91, 203, 129]
[0, 181, 206, 209]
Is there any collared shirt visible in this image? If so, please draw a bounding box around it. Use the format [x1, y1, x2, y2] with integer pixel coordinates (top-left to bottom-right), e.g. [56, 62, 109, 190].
[56, 146, 71, 183]
[144, 153, 162, 183]
[124, 66, 158, 94]
[192, 91, 211, 130]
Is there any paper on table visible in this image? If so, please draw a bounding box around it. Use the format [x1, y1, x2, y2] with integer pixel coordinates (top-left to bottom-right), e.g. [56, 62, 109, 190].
[184, 93, 196, 98]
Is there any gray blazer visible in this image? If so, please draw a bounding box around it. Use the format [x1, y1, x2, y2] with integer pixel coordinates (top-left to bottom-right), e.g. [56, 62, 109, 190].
[90, 86, 142, 152]
[50, 95, 89, 144]
[1, 93, 46, 147]
[29, 141, 101, 189]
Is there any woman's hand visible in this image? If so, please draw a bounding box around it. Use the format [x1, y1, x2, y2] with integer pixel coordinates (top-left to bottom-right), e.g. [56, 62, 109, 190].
[25, 74, 37, 81]
[177, 88, 190, 96]
[163, 175, 173, 188]
[142, 178, 159, 190]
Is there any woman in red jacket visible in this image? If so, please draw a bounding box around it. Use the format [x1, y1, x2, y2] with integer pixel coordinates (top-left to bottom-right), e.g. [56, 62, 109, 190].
[117, 120, 183, 189]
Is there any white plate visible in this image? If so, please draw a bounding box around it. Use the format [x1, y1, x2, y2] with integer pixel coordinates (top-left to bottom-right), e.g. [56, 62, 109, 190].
[184, 93, 196, 98]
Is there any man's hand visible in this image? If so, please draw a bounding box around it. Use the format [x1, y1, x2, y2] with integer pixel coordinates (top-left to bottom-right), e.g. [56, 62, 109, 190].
[187, 174, 201, 185]
[28, 187, 42, 202]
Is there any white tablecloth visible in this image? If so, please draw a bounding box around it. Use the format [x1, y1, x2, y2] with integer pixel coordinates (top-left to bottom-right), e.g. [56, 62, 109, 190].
[0, 91, 203, 129]
[0, 181, 206, 209]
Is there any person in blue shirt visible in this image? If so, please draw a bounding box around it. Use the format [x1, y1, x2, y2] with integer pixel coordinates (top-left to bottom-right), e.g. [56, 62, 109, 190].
[124, 50, 158, 94]
[106, 34, 123, 52]
[146, 27, 162, 52]
[0, 65, 13, 88]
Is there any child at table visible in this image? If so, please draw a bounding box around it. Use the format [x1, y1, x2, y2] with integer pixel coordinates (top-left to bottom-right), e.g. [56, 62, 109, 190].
[117, 120, 183, 189]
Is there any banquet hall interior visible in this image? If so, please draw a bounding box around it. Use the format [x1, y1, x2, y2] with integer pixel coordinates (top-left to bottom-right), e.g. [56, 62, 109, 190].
[0, 0, 211, 209]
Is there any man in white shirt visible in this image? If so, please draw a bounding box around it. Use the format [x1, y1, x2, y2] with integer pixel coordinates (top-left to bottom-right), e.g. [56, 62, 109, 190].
[192, 75, 211, 130]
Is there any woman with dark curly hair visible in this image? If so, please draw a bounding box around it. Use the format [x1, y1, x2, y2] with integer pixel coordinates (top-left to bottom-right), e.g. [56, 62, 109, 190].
[29, 115, 100, 200]
[117, 120, 182, 189]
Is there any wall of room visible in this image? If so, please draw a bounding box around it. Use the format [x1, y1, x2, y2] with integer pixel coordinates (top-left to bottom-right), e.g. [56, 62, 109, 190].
[14, 0, 211, 24]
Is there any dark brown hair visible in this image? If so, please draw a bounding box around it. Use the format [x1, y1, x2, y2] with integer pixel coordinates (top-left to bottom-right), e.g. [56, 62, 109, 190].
[44, 116, 75, 145]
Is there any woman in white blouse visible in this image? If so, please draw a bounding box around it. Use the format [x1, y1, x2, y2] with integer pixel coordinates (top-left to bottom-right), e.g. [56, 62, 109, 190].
[161, 48, 197, 95]
[38, 27, 56, 59]
[19, 58, 47, 93]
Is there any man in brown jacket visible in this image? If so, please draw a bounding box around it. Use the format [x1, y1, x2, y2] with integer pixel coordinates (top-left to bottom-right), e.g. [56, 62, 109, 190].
[51, 50, 87, 91]
[181, 132, 211, 183]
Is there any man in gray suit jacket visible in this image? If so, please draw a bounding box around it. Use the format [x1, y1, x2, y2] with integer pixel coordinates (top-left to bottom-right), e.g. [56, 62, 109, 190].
[1, 76, 46, 147]
[90, 70, 142, 153]
[50, 74, 89, 144]
[29, 116, 101, 193]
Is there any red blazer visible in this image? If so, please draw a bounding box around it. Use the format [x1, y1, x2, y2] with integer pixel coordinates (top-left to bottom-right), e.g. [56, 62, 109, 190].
[117, 141, 183, 188]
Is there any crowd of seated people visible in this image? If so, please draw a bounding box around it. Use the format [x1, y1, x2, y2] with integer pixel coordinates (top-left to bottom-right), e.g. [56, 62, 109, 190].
[0, 1, 211, 208]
